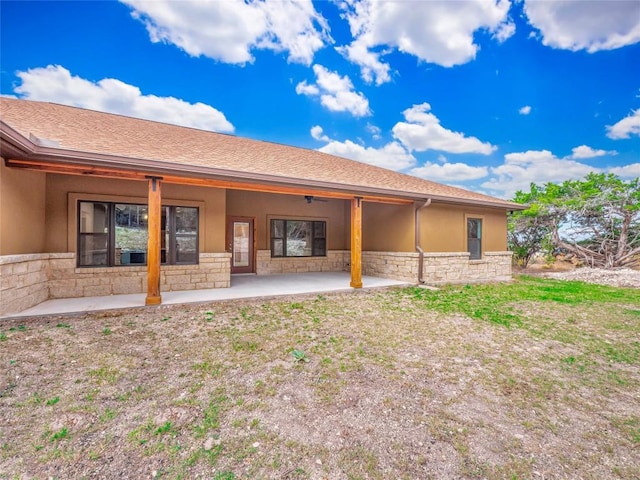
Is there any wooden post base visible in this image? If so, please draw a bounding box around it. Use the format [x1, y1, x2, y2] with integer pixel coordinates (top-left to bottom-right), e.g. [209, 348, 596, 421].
[145, 296, 162, 306]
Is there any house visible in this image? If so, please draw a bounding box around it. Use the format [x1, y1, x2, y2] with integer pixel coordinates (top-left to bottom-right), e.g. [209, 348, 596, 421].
[0, 98, 522, 316]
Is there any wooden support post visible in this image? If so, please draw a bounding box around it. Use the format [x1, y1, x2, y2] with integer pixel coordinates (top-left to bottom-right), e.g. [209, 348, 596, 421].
[145, 176, 162, 305]
[350, 196, 363, 288]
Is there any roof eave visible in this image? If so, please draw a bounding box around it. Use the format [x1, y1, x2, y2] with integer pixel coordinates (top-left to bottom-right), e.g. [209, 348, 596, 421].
[1, 120, 522, 210]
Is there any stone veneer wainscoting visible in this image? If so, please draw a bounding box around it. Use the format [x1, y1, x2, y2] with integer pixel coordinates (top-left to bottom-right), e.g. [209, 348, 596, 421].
[0, 253, 231, 317]
[255, 250, 512, 285]
[362, 252, 420, 283]
[0, 254, 52, 317]
[1, 250, 513, 317]
[421, 251, 513, 285]
[361, 251, 512, 284]
[256, 250, 350, 275]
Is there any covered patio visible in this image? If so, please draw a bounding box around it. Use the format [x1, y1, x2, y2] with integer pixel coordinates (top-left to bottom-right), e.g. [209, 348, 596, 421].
[2, 272, 409, 319]
[1, 99, 518, 318]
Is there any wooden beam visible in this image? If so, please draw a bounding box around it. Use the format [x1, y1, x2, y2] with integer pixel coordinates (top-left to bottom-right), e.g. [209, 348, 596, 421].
[5, 158, 413, 205]
[145, 177, 162, 306]
[350, 197, 363, 289]
[5, 160, 150, 180]
[161, 175, 412, 205]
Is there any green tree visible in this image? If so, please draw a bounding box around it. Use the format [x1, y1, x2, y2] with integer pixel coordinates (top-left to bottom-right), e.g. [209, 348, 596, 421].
[553, 173, 640, 268]
[509, 173, 640, 269]
[508, 184, 555, 268]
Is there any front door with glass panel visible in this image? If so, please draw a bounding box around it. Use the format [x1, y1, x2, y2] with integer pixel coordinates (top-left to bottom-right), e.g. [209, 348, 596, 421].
[227, 217, 254, 274]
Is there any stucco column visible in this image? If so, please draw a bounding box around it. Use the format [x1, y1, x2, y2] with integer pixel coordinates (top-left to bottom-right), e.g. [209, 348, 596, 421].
[350, 196, 363, 288]
[146, 176, 162, 305]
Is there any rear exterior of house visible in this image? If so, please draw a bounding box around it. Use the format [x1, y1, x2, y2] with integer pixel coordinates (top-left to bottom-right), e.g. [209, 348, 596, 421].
[0, 99, 518, 317]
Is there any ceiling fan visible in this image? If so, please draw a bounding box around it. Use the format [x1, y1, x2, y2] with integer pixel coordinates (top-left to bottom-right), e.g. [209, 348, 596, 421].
[304, 195, 328, 204]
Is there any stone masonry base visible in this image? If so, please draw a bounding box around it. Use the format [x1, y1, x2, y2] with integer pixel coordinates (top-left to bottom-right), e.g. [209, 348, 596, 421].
[0, 254, 51, 318]
[362, 251, 420, 282]
[256, 250, 349, 275]
[1, 250, 512, 316]
[421, 251, 513, 285]
[0, 253, 231, 317]
[256, 249, 419, 282]
[256, 250, 512, 285]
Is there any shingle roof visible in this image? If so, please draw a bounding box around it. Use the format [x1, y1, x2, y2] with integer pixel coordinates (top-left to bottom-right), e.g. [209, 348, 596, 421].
[0, 98, 520, 208]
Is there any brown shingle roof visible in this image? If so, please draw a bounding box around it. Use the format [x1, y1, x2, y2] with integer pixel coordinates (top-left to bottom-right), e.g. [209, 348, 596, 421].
[0, 98, 519, 208]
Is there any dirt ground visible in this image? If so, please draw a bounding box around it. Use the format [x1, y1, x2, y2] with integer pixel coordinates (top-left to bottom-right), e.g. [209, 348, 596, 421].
[1, 275, 639, 479]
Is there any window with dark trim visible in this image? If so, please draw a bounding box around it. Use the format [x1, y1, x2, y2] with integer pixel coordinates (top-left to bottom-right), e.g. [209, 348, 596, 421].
[270, 219, 326, 257]
[467, 218, 482, 260]
[78, 201, 198, 267]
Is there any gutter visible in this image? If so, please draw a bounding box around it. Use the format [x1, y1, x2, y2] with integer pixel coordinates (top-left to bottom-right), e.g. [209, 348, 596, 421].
[415, 199, 432, 284]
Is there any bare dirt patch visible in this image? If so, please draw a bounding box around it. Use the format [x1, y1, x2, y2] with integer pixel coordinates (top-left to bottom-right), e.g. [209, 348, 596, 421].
[1, 281, 639, 479]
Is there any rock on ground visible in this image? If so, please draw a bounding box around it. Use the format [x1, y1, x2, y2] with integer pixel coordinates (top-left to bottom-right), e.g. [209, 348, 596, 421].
[541, 267, 640, 288]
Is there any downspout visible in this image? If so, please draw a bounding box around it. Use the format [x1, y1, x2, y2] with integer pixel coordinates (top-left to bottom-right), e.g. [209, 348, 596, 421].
[415, 199, 432, 284]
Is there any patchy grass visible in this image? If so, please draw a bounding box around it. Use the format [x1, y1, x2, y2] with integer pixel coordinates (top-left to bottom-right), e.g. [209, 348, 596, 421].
[408, 275, 637, 327]
[0, 276, 639, 479]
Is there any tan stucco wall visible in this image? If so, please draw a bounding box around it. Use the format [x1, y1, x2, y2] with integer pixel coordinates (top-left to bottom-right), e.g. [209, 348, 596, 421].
[420, 203, 507, 253]
[226, 190, 348, 250]
[226, 195, 506, 254]
[1, 163, 508, 260]
[44, 174, 226, 253]
[0, 160, 47, 255]
[362, 202, 414, 252]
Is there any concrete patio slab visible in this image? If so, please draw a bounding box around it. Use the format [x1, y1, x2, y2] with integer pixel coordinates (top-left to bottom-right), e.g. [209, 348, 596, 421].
[3, 272, 410, 319]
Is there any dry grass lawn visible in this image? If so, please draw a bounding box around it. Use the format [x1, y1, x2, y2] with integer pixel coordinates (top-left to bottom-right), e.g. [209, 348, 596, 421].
[1, 276, 639, 479]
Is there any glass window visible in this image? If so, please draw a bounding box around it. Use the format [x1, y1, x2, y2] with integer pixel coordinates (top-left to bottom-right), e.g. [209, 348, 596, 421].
[312, 221, 326, 256]
[115, 204, 148, 265]
[175, 207, 198, 264]
[272, 238, 284, 257]
[232, 221, 250, 267]
[78, 202, 198, 267]
[286, 220, 312, 256]
[78, 202, 109, 266]
[467, 218, 482, 260]
[271, 219, 327, 257]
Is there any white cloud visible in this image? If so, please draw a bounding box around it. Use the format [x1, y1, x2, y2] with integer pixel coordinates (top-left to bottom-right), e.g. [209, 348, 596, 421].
[524, 0, 640, 52]
[296, 64, 371, 117]
[410, 162, 489, 182]
[480, 147, 639, 198]
[319, 139, 415, 170]
[295, 81, 320, 96]
[609, 163, 640, 178]
[493, 20, 516, 43]
[336, 35, 392, 85]
[481, 149, 599, 197]
[366, 122, 382, 139]
[519, 105, 532, 115]
[121, 0, 330, 65]
[392, 103, 496, 155]
[569, 145, 616, 159]
[606, 109, 640, 139]
[14, 65, 234, 132]
[338, 0, 513, 85]
[310, 125, 329, 142]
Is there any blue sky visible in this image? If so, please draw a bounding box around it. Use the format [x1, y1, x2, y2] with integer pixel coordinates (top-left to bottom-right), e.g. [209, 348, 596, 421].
[1, 0, 639, 198]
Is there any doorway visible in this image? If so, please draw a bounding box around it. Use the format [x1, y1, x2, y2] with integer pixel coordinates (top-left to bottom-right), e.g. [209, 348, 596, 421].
[226, 217, 255, 274]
